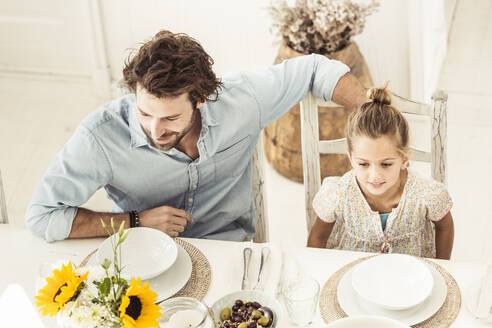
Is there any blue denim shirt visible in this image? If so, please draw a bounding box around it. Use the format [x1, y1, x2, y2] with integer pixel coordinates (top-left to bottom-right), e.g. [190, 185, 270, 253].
[26, 54, 349, 242]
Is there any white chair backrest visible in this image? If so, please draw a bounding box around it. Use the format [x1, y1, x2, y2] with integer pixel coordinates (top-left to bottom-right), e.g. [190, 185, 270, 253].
[300, 90, 448, 231]
[252, 134, 268, 242]
[0, 170, 8, 224]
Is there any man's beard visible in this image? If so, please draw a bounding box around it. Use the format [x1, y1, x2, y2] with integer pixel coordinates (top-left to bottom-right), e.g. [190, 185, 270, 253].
[143, 109, 198, 151]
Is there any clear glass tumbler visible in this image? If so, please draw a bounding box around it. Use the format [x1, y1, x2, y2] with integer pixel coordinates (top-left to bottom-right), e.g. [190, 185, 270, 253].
[158, 296, 214, 328]
[282, 274, 320, 326]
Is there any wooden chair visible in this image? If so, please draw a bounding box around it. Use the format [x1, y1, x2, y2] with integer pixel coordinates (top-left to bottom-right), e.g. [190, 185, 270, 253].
[300, 90, 448, 232]
[252, 135, 268, 242]
[0, 169, 8, 224]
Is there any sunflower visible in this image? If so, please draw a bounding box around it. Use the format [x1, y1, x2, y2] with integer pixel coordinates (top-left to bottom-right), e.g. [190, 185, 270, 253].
[35, 261, 88, 316]
[118, 278, 161, 328]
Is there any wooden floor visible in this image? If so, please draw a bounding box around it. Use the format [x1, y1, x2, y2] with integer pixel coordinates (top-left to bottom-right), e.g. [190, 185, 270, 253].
[0, 0, 491, 261]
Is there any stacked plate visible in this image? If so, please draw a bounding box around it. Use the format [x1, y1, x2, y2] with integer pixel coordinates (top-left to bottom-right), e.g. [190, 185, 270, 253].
[96, 227, 192, 302]
[337, 254, 447, 326]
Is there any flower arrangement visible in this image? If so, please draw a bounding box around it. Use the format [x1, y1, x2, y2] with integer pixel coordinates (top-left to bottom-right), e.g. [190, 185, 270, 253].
[35, 219, 162, 328]
[268, 0, 379, 54]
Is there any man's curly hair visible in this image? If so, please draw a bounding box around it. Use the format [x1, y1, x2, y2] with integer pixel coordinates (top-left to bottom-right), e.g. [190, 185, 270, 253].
[123, 30, 222, 106]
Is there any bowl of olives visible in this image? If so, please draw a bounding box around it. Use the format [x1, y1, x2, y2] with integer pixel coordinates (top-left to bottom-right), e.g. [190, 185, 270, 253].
[211, 290, 282, 328]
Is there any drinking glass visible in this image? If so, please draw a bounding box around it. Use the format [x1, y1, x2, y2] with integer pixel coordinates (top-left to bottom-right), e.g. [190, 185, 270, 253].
[158, 297, 214, 328]
[282, 274, 320, 326]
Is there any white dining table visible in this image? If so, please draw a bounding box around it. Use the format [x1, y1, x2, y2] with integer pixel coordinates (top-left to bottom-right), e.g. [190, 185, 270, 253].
[0, 224, 489, 327]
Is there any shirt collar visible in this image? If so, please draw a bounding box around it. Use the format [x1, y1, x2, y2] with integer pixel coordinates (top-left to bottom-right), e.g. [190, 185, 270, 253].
[199, 102, 218, 128]
[128, 95, 151, 148]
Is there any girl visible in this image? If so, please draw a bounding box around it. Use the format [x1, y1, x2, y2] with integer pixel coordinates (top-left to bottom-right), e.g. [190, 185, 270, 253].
[307, 85, 454, 259]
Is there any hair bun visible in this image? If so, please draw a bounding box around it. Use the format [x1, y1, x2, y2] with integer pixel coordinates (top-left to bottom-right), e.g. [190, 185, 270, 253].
[367, 83, 392, 105]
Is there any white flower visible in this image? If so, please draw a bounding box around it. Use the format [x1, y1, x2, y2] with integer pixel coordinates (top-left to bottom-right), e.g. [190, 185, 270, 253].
[268, 0, 379, 54]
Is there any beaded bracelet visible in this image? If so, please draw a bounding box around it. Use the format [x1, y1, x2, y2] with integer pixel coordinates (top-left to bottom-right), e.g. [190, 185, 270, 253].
[129, 210, 139, 228]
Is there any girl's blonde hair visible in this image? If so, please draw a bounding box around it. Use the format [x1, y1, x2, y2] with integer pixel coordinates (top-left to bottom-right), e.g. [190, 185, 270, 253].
[346, 84, 410, 157]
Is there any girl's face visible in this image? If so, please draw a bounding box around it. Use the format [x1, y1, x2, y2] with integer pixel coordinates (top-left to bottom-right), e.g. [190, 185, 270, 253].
[349, 135, 408, 198]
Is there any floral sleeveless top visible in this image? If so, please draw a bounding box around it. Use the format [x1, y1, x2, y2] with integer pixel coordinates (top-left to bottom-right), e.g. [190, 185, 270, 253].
[312, 170, 452, 258]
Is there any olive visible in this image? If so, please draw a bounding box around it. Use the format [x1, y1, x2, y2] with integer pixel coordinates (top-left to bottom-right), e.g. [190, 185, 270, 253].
[252, 309, 262, 320]
[252, 301, 262, 309]
[235, 299, 244, 307]
[247, 322, 257, 328]
[220, 307, 231, 321]
[258, 306, 274, 327]
[257, 316, 269, 326]
[238, 323, 248, 328]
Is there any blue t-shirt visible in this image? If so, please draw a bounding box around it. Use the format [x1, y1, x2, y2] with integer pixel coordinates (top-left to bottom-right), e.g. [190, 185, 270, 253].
[379, 213, 390, 231]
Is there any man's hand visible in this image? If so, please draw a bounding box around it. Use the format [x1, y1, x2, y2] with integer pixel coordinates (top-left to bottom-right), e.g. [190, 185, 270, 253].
[138, 205, 193, 238]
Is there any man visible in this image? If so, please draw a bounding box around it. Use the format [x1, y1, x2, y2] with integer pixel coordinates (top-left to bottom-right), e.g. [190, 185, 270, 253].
[26, 30, 367, 242]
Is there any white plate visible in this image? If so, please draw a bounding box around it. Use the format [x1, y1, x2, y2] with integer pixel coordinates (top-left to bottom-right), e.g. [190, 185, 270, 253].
[338, 264, 447, 326]
[96, 227, 178, 280]
[211, 290, 283, 327]
[148, 243, 192, 302]
[351, 254, 433, 310]
[326, 315, 410, 328]
[88, 242, 192, 302]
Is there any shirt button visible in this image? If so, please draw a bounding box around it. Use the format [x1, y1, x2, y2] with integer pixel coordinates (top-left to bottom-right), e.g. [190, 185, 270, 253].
[188, 198, 193, 203]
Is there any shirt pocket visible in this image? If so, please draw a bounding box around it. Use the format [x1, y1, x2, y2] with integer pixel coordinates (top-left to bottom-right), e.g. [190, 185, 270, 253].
[214, 135, 251, 182]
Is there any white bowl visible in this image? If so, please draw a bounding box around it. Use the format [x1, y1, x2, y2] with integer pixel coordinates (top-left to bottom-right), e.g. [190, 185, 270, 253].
[326, 315, 410, 328]
[211, 290, 282, 327]
[351, 254, 433, 310]
[96, 227, 177, 280]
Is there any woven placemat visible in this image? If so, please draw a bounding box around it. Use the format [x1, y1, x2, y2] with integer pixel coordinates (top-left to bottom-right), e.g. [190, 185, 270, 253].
[78, 238, 211, 301]
[171, 238, 211, 301]
[319, 256, 461, 328]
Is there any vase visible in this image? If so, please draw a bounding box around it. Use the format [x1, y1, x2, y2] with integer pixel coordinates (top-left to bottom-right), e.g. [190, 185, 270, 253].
[263, 41, 374, 182]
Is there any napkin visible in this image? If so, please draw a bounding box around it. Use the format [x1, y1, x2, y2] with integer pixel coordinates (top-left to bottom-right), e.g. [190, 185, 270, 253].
[242, 242, 282, 296]
[477, 258, 492, 318]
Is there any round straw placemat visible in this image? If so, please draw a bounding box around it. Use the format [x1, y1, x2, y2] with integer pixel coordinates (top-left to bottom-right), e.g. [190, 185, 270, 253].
[319, 255, 461, 328]
[171, 238, 211, 301]
[78, 238, 211, 301]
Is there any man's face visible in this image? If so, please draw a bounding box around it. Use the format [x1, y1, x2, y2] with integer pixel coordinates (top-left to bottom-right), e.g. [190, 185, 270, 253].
[136, 86, 200, 151]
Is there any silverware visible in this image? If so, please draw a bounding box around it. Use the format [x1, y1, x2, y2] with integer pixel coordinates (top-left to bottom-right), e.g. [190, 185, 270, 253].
[242, 247, 252, 290]
[254, 247, 271, 290]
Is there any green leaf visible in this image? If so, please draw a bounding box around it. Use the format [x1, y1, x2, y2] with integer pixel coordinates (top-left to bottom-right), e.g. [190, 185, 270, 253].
[98, 277, 111, 297]
[102, 258, 111, 270]
[110, 217, 116, 233]
[118, 221, 125, 237]
[120, 230, 130, 244]
[100, 218, 108, 230]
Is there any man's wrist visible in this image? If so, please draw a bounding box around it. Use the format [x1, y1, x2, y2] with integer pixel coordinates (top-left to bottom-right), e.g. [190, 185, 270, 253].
[129, 211, 140, 228]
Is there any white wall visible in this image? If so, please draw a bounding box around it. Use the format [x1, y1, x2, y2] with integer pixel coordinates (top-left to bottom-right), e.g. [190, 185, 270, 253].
[0, 0, 93, 78]
[1, 0, 420, 100]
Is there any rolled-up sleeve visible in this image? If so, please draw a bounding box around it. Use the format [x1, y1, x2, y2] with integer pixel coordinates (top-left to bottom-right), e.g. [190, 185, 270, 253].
[25, 125, 112, 242]
[242, 54, 350, 128]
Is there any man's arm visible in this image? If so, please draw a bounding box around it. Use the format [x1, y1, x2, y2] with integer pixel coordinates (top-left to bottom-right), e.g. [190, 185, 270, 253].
[332, 72, 368, 110]
[67, 208, 129, 239]
[243, 54, 366, 128]
[68, 206, 193, 239]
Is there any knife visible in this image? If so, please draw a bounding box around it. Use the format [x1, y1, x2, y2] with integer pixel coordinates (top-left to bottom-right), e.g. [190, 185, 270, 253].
[241, 247, 252, 290]
[254, 247, 271, 290]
